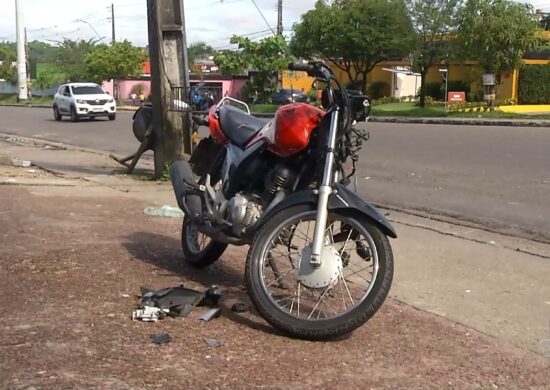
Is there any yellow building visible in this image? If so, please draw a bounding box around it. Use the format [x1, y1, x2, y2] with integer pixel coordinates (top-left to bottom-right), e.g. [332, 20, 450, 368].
[282, 31, 550, 102]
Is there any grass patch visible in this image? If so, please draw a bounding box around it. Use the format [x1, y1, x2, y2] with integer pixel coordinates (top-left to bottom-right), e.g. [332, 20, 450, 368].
[371, 102, 446, 117]
[371, 102, 550, 120]
[0, 94, 53, 105]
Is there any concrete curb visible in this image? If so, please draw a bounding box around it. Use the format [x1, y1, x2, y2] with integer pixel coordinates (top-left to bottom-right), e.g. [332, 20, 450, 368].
[370, 116, 550, 127]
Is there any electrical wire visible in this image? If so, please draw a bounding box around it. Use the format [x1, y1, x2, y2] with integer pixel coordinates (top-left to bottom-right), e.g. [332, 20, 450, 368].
[250, 0, 276, 35]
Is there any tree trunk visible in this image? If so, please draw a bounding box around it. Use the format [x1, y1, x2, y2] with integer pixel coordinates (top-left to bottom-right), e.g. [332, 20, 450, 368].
[419, 71, 427, 108]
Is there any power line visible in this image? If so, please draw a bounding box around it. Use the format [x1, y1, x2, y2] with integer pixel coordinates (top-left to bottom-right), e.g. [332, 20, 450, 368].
[250, 0, 276, 35]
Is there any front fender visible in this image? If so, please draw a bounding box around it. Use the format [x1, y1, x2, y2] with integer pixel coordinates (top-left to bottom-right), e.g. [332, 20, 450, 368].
[258, 183, 397, 239]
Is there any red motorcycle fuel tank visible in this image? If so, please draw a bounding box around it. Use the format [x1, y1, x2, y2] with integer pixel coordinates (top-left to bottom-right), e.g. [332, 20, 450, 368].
[269, 103, 325, 157]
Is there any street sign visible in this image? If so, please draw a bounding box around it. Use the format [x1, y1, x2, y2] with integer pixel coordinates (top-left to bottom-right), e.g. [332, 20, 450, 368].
[448, 92, 466, 103]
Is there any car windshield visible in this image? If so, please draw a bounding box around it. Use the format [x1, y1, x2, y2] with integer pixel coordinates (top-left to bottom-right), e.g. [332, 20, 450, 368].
[71, 86, 104, 95]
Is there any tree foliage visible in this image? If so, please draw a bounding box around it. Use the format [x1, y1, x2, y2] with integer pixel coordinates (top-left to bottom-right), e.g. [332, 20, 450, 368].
[290, 0, 413, 93]
[454, 0, 542, 75]
[214, 35, 291, 102]
[188, 41, 215, 67]
[54, 39, 98, 82]
[408, 0, 462, 107]
[0, 44, 17, 84]
[85, 40, 147, 83]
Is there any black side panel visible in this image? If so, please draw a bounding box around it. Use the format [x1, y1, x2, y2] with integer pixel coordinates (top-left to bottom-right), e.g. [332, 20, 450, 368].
[189, 136, 225, 179]
[170, 160, 202, 220]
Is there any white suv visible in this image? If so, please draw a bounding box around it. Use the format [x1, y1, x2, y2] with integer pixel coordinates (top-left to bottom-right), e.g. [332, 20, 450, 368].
[53, 83, 116, 122]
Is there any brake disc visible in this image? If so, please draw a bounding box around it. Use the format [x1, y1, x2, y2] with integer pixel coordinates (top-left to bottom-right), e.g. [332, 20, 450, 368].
[298, 245, 343, 289]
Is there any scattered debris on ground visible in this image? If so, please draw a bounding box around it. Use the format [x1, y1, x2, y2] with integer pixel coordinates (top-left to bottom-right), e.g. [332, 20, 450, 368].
[132, 285, 223, 322]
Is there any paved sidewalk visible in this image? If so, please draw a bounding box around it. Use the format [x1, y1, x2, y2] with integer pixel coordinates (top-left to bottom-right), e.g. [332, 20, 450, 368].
[1, 133, 549, 357]
[1, 135, 549, 388]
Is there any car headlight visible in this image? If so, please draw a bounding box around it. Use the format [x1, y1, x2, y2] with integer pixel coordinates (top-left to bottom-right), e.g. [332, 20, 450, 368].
[76, 99, 86, 104]
[108, 98, 114, 103]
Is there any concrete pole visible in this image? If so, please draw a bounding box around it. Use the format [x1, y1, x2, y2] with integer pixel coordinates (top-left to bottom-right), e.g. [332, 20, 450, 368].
[15, 0, 28, 101]
[111, 4, 116, 45]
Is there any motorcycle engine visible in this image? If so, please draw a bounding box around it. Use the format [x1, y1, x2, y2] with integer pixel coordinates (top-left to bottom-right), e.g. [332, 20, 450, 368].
[227, 194, 262, 237]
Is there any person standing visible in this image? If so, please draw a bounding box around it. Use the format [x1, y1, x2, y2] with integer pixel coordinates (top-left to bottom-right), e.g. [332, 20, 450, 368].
[130, 92, 137, 106]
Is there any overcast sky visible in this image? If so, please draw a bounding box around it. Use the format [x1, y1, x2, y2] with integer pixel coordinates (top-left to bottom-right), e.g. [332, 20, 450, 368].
[0, 0, 318, 48]
[0, 0, 547, 49]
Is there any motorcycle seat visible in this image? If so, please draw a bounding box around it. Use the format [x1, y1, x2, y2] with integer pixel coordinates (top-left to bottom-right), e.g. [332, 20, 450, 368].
[218, 105, 265, 148]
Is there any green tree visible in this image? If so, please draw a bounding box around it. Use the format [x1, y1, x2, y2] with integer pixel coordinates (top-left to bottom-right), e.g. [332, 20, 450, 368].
[55, 39, 98, 82]
[291, 0, 413, 93]
[454, 0, 542, 103]
[188, 41, 215, 67]
[214, 35, 291, 102]
[85, 40, 147, 100]
[408, 0, 462, 107]
[0, 44, 17, 85]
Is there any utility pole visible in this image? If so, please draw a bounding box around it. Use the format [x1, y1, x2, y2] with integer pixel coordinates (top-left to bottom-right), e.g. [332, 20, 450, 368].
[277, 0, 283, 36]
[15, 0, 28, 101]
[147, 0, 192, 179]
[111, 3, 118, 101]
[111, 3, 116, 45]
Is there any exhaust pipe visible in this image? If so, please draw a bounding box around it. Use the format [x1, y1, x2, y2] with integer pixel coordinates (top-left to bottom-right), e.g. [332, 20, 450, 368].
[170, 160, 202, 221]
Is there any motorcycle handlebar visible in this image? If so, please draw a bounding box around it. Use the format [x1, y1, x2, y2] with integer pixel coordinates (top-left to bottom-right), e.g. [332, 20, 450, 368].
[288, 62, 315, 73]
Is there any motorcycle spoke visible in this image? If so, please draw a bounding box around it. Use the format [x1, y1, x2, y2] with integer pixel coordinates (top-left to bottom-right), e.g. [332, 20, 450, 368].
[339, 272, 355, 306]
[307, 286, 331, 319]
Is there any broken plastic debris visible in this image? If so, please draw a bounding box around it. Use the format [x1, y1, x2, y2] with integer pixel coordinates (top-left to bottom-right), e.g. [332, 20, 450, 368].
[205, 338, 224, 347]
[231, 302, 248, 313]
[134, 285, 222, 321]
[199, 308, 222, 322]
[143, 205, 185, 218]
[132, 306, 168, 322]
[11, 159, 31, 167]
[152, 333, 172, 345]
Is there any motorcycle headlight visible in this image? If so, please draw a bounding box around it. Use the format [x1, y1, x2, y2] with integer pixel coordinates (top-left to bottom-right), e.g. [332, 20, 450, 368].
[76, 99, 86, 104]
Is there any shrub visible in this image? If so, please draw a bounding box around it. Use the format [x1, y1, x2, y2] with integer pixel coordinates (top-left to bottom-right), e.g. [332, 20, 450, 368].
[468, 90, 485, 102]
[129, 83, 146, 98]
[423, 82, 444, 101]
[446, 80, 470, 96]
[518, 64, 550, 104]
[368, 81, 388, 99]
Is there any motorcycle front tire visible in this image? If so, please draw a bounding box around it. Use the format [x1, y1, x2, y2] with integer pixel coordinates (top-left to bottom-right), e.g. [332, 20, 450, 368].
[245, 204, 394, 340]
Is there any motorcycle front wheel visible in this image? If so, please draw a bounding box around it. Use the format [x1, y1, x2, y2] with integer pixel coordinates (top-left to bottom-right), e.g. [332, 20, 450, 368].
[181, 217, 228, 268]
[245, 204, 393, 340]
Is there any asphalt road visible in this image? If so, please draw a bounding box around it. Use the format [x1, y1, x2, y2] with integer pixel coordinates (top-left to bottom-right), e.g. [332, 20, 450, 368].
[1, 105, 549, 241]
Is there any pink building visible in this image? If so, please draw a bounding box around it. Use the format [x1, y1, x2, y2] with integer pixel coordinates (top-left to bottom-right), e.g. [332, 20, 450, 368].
[102, 74, 248, 103]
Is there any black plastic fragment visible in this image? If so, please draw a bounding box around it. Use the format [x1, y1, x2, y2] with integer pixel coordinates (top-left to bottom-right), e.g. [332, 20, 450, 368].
[231, 302, 248, 313]
[152, 333, 172, 345]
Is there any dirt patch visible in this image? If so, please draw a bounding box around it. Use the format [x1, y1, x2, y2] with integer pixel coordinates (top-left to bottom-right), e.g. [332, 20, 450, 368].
[0, 186, 548, 390]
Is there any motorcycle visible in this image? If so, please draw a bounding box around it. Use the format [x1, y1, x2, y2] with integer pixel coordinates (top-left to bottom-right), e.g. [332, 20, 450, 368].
[170, 62, 397, 339]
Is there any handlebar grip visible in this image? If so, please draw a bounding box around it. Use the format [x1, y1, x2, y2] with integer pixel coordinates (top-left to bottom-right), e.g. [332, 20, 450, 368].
[288, 62, 315, 73]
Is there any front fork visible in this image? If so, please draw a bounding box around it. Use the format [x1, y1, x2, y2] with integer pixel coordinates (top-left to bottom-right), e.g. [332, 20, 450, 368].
[310, 109, 339, 267]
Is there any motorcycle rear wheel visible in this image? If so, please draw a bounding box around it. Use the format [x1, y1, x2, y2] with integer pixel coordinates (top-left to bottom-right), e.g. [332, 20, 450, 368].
[181, 217, 228, 268]
[245, 204, 393, 340]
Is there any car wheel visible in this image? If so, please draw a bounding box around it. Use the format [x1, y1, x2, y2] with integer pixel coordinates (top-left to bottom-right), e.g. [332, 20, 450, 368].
[53, 105, 62, 121]
[70, 106, 79, 122]
[108, 114, 116, 121]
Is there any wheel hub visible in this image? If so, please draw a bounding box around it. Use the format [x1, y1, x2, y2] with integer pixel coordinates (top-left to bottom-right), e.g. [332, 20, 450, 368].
[298, 245, 342, 289]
